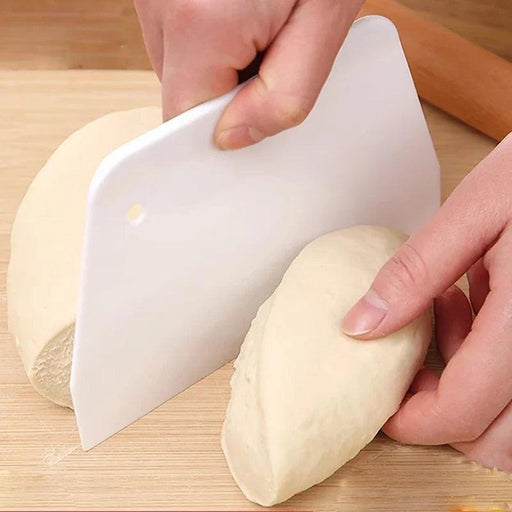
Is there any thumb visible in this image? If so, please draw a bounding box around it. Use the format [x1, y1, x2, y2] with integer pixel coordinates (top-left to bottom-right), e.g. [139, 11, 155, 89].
[342, 140, 512, 339]
[214, 0, 362, 150]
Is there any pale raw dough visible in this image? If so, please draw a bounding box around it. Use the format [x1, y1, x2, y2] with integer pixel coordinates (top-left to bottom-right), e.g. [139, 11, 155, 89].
[7, 107, 161, 407]
[222, 225, 432, 506]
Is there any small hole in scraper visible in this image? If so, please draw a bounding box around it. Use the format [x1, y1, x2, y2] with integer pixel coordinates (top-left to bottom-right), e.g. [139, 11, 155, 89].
[126, 203, 144, 224]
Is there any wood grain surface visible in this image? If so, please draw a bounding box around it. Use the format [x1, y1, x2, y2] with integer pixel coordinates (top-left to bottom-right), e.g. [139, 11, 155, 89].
[0, 0, 511, 71]
[1, 70, 510, 510]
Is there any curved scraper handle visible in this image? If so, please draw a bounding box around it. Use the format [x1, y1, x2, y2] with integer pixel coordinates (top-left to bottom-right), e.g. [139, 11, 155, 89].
[360, 0, 512, 141]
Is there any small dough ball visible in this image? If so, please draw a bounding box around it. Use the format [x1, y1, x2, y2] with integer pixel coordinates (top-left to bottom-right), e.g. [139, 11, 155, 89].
[222, 225, 431, 506]
[7, 107, 161, 407]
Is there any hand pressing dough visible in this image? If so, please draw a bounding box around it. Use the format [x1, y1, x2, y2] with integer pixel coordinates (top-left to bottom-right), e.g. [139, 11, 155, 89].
[7, 107, 161, 407]
[222, 225, 432, 506]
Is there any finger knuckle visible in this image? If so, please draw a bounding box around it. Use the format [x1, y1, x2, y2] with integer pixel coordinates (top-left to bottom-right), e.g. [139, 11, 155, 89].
[383, 242, 428, 294]
[272, 95, 312, 130]
[441, 409, 487, 442]
[452, 421, 486, 443]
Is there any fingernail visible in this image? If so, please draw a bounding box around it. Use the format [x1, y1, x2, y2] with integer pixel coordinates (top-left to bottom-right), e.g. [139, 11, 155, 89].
[215, 125, 265, 150]
[342, 289, 388, 336]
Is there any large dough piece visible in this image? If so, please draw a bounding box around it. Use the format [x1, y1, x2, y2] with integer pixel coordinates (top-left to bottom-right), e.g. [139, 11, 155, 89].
[7, 107, 161, 407]
[222, 225, 432, 506]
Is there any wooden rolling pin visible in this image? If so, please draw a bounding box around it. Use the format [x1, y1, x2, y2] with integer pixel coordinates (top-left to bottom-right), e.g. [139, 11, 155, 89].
[358, 0, 512, 141]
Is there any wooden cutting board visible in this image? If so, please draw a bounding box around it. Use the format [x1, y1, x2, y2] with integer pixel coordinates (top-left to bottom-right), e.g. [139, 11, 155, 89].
[0, 70, 510, 511]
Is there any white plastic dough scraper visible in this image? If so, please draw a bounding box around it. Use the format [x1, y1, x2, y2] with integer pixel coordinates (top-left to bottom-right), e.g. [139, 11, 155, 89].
[71, 16, 440, 450]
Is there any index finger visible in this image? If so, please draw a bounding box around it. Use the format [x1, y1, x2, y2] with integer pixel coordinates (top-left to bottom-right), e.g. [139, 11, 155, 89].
[343, 135, 512, 339]
[384, 233, 512, 445]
